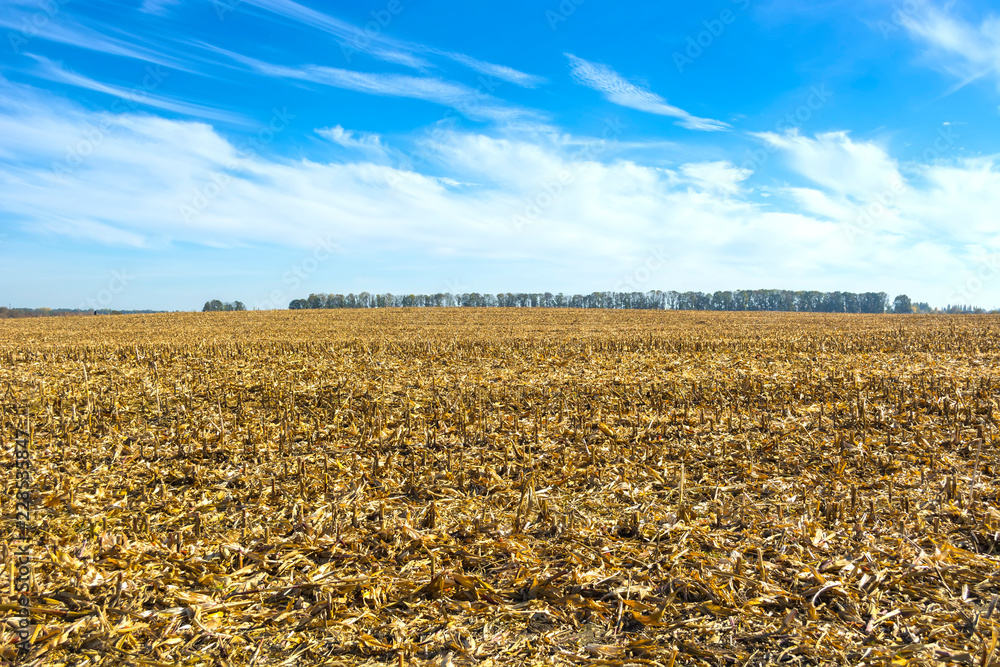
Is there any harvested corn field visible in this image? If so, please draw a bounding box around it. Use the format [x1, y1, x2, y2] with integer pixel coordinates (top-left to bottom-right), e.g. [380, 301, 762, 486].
[2, 309, 999, 666]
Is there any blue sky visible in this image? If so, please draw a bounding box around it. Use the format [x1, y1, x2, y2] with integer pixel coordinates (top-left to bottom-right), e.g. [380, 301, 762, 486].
[1, 0, 999, 310]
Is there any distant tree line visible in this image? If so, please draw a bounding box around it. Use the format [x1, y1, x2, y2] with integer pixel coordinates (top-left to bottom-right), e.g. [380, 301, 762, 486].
[288, 290, 938, 313]
[202, 300, 246, 312]
[0, 307, 159, 319]
[938, 304, 995, 314]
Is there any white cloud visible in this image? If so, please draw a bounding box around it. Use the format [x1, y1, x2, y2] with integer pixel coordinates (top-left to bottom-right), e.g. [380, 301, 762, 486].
[680, 161, 752, 194]
[565, 53, 730, 131]
[316, 125, 385, 151]
[754, 130, 902, 200]
[900, 4, 1000, 93]
[1, 80, 998, 307]
[756, 130, 1000, 304]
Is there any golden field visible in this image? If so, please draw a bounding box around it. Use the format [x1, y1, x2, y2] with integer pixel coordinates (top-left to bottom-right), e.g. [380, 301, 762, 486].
[1, 310, 998, 666]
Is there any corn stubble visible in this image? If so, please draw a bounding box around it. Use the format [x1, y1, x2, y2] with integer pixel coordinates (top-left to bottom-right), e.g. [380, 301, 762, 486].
[1, 309, 999, 666]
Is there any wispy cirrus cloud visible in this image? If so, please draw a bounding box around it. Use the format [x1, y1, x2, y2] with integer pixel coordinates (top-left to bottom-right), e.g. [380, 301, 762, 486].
[236, 0, 432, 70]
[209, 46, 542, 124]
[140, 0, 182, 16]
[236, 0, 546, 88]
[440, 52, 547, 88]
[899, 4, 1000, 95]
[565, 53, 730, 131]
[0, 4, 188, 69]
[26, 55, 249, 125]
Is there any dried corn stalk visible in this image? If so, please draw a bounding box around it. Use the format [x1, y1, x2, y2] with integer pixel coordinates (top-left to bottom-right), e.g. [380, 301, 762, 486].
[0, 310, 997, 665]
